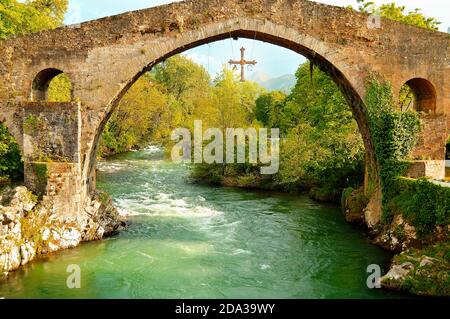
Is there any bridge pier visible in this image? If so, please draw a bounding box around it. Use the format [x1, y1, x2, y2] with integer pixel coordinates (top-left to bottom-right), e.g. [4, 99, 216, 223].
[23, 102, 84, 217]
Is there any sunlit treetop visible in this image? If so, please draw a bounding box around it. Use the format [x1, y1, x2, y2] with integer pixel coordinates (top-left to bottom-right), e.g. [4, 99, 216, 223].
[354, 0, 441, 31]
[0, 0, 68, 39]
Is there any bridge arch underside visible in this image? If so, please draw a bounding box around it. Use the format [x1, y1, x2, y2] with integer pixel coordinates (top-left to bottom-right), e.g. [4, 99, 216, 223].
[85, 26, 380, 218]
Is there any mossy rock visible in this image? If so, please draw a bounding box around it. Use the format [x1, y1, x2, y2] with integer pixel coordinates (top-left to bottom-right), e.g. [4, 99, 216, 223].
[386, 242, 450, 297]
[309, 186, 340, 203]
[341, 187, 369, 224]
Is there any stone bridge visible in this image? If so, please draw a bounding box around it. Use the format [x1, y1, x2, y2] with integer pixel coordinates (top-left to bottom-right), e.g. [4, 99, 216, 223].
[0, 0, 448, 227]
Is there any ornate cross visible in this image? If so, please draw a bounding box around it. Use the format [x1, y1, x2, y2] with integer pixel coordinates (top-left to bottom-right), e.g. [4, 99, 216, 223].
[229, 47, 257, 82]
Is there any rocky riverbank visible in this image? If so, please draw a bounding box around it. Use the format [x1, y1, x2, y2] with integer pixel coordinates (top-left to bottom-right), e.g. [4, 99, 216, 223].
[342, 187, 450, 297]
[380, 242, 450, 296]
[0, 186, 126, 278]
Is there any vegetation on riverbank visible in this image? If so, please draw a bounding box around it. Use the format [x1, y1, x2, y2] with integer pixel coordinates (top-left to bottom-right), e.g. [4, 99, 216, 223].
[390, 178, 450, 238]
[189, 62, 365, 201]
[341, 75, 449, 297]
[98, 57, 264, 157]
[381, 242, 450, 297]
[0, 0, 447, 298]
[0, 124, 22, 184]
[97, 53, 365, 202]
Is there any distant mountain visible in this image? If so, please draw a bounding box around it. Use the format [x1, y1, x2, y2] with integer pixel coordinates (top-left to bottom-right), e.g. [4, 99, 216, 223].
[250, 71, 272, 84]
[262, 74, 296, 93]
[249, 72, 296, 93]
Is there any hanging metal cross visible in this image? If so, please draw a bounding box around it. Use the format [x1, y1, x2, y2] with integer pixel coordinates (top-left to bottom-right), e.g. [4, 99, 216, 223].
[229, 47, 257, 82]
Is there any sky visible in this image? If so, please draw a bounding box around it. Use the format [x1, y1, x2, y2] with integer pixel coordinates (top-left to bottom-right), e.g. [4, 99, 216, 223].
[64, 0, 449, 80]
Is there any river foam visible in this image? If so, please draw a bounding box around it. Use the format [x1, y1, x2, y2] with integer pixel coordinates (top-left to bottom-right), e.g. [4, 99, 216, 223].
[114, 192, 223, 219]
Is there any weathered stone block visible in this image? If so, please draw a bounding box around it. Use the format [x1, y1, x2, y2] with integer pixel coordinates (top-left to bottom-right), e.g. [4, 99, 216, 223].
[24, 162, 49, 195]
[25, 162, 81, 216]
[407, 160, 445, 180]
[23, 102, 81, 163]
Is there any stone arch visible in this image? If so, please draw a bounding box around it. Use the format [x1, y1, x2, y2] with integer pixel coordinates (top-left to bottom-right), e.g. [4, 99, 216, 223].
[0, 0, 446, 227]
[84, 28, 381, 223]
[31, 68, 73, 102]
[399, 78, 437, 113]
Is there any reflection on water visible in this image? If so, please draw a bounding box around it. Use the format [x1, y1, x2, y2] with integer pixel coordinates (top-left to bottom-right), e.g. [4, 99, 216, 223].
[0, 147, 409, 299]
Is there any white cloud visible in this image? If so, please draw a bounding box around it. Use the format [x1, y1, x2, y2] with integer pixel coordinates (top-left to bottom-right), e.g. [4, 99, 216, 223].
[183, 52, 224, 76]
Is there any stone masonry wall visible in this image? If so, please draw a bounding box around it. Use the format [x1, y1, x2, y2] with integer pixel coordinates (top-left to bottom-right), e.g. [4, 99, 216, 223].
[23, 102, 81, 163]
[407, 160, 445, 180]
[412, 114, 448, 161]
[23, 102, 82, 218]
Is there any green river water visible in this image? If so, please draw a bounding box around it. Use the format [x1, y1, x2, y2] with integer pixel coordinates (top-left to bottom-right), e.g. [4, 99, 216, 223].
[0, 147, 409, 299]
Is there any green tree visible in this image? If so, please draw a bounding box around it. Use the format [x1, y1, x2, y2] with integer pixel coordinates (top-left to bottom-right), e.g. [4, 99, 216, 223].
[99, 55, 220, 156]
[356, 0, 441, 30]
[0, 124, 22, 182]
[99, 73, 176, 156]
[0, 0, 68, 39]
[255, 91, 287, 128]
[154, 55, 212, 118]
[211, 69, 264, 130]
[47, 73, 72, 102]
[276, 63, 365, 194]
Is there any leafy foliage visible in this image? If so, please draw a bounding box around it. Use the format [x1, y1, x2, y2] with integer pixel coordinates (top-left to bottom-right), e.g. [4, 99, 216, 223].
[99, 73, 177, 155]
[99, 56, 265, 157]
[0, 0, 68, 39]
[367, 78, 421, 162]
[363, 77, 448, 236]
[0, 124, 23, 181]
[398, 84, 415, 112]
[47, 73, 72, 102]
[261, 64, 364, 196]
[189, 62, 365, 200]
[254, 91, 287, 130]
[391, 178, 450, 237]
[355, 0, 441, 30]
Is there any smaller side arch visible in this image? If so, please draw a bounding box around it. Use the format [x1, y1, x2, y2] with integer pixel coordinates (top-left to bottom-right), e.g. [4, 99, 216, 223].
[31, 68, 73, 102]
[399, 78, 437, 113]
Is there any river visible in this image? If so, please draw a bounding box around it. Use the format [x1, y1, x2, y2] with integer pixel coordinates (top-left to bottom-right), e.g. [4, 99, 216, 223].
[0, 147, 408, 299]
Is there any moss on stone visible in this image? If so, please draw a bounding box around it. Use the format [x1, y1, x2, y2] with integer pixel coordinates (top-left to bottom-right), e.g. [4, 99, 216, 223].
[393, 225, 407, 242]
[341, 187, 369, 223]
[34, 163, 48, 185]
[20, 209, 45, 245]
[97, 191, 110, 206]
[23, 114, 44, 135]
[310, 186, 341, 203]
[387, 242, 450, 297]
